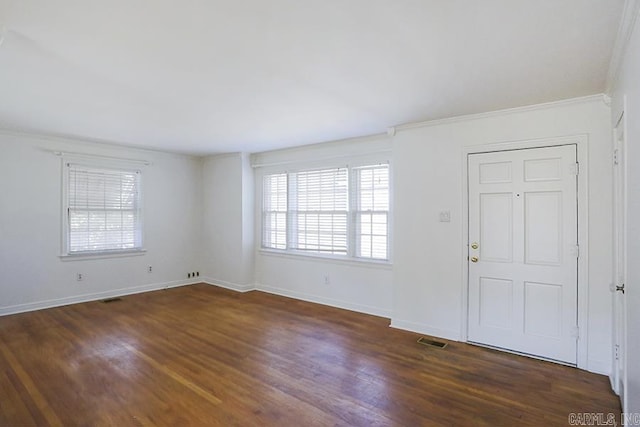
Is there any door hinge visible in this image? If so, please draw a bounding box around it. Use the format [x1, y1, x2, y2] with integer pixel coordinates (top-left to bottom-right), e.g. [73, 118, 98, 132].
[570, 244, 580, 258]
[613, 149, 620, 166]
[571, 326, 580, 339]
[570, 162, 580, 176]
[614, 344, 620, 360]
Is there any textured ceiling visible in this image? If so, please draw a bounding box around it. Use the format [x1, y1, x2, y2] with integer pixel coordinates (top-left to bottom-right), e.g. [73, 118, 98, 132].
[0, 0, 625, 154]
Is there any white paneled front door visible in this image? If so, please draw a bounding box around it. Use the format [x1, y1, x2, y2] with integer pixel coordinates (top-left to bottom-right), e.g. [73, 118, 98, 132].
[467, 145, 578, 364]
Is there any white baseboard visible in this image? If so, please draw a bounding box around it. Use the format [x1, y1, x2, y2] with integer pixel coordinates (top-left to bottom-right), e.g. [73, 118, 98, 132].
[255, 283, 392, 318]
[202, 277, 255, 293]
[587, 359, 611, 376]
[390, 318, 461, 341]
[0, 279, 197, 317]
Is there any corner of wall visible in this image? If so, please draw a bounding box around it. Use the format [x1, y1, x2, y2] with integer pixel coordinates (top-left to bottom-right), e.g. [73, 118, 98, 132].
[199, 152, 255, 286]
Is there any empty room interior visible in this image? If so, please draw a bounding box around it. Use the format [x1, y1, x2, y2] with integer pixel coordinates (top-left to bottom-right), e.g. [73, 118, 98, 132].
[1, 0, 640, 425]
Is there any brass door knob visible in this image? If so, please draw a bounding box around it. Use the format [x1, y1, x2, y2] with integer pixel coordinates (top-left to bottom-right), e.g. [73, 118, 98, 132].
[471, 242, 479, 250]
[470, 256, 479, 263]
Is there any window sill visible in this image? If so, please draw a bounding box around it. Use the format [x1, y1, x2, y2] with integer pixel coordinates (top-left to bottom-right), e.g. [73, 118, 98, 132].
[59, 249, 147, 262]
[258, 248, 392, 269]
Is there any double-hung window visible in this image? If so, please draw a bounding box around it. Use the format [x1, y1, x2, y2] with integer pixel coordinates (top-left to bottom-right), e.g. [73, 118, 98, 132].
[64, 163, 143, 255]
[261, 163, 389, 261]
[290, 167, 348, 255]
[262, 173, 287, 250]
[353, 165, 390, 260]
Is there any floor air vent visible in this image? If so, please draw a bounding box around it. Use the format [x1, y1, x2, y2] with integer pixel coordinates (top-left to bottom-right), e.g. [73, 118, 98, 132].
[101, 297, 122, 303]
[417, 337, 447, 349]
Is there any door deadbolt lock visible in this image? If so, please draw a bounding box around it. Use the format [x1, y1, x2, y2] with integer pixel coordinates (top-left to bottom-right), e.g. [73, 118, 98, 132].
[471, 242, 479, 250]
[470, 256, 479, 263]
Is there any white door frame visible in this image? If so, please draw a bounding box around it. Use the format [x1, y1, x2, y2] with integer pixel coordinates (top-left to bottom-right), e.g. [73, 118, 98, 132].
[460, 134, 589, 370]
[612, 104, 627, 410]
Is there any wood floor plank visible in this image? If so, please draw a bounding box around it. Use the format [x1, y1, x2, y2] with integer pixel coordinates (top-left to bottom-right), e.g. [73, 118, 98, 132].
[0, 284, 621, 426]
[0, 343, 64, 426]
[0, 360, 41, 425]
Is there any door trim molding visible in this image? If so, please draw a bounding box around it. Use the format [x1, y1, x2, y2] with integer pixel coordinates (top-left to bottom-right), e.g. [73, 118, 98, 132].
[460, 134, 589, 370]
[612, 97, 628, 411]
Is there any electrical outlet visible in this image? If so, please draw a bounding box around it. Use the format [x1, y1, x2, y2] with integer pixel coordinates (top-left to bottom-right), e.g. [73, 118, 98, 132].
[76, 273, 83, 281]
[148, 266, 153, 273]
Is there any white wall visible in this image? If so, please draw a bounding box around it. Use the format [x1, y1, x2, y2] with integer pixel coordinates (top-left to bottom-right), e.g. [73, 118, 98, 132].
[0, 91, 618, 382]
[0, 132, 202, 314]
[201, 153, 254, 290]
[392, 97, 613, 374]
[610, 5, 640, 414]
[252, 135, 394, 317]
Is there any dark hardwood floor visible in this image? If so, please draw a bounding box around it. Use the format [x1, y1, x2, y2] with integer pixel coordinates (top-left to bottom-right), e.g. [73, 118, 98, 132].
[0, 284, 620, 426]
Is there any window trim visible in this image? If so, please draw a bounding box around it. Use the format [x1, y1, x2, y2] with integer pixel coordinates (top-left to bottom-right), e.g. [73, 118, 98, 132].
[60, 157, 146, 259]
[259, 160, 391, 264]
[258, 246, 392, 268]
[59, 248, 147, 261]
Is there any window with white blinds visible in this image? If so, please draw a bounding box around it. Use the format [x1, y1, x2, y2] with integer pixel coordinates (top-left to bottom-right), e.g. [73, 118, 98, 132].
[262, 173, 287, 250]
[261, 163, 389, 261]
[65, 164, 142, 254]
[353, 165, 389, 260]
[290, 167, 348, 254]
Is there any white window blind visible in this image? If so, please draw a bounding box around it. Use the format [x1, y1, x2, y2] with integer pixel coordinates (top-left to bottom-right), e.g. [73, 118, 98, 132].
[66, 164, 142, 254]
[261, 163, 390, 261]
[262, 173, 287, 250]
[289, 167, 348, 254]
[353, 165, 389, 259]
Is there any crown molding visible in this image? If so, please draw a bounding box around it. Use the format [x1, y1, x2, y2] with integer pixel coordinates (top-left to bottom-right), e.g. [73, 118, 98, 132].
[606, 0, 640, 93]
[394, 94, 607, 133]
[0, 126, 198, 159]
